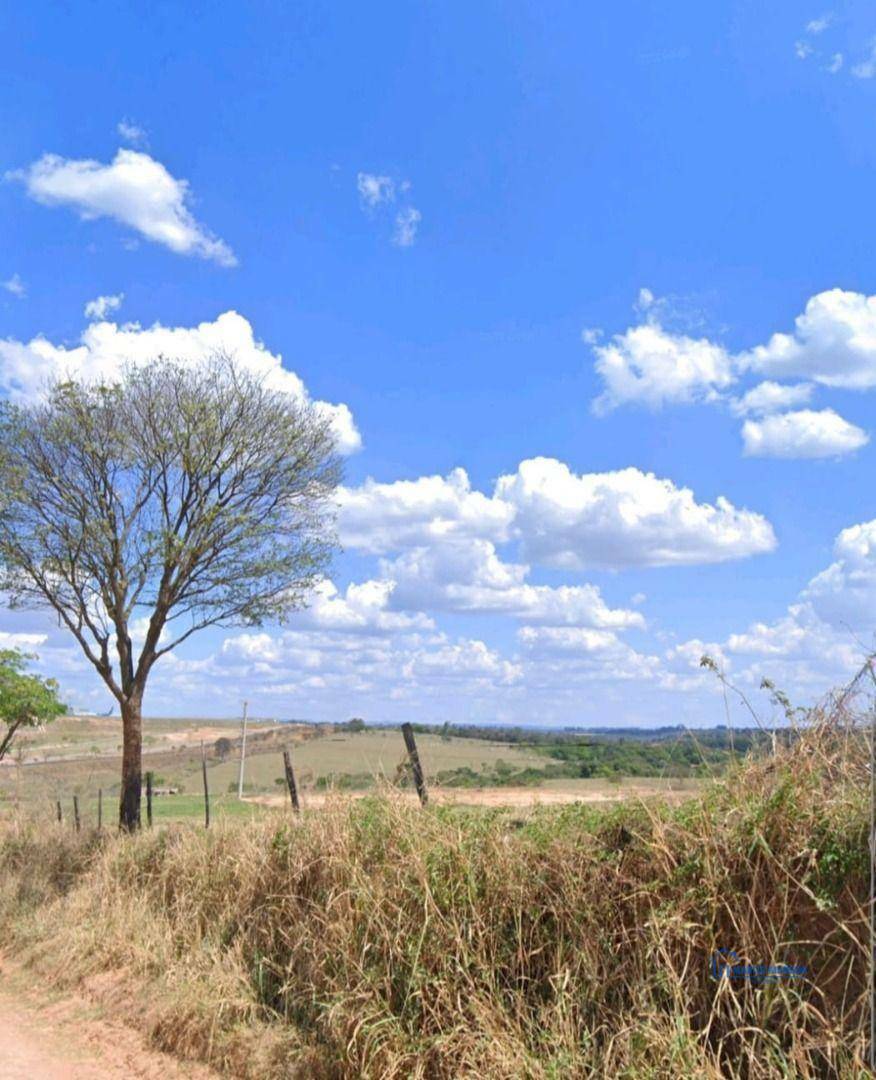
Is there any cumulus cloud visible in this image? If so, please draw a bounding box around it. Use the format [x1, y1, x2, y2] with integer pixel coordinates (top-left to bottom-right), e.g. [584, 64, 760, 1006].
[0, 310, 361, 453]
[589, 288, 876, 458]
[83, 293, 124, 320]
[8, 149, 236, 266]
[338, 468, 513, 553]
[802, 519, 876, 629]
[741, 409, 868, 459]
[219, 625, 522, 697]
[291, 578, 433, 633]
[401, 638, 521, 685]
[494, 457, 776, 570]
[738, 289, 876, 390]
[382, 539, 644, 628]
[2, 273, 26, 299]
[340, 459, 774, 572]
[592, 322, 734, 414]
[678, 516, 876, 696]
[517, 626, 661, 683]
[730, 380, 814, 416]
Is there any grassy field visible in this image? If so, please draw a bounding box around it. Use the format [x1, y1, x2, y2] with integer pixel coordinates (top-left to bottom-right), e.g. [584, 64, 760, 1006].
[205, 728, 549, 789]
[0, 719, 704, 823]
[0, 714, 866, 1078]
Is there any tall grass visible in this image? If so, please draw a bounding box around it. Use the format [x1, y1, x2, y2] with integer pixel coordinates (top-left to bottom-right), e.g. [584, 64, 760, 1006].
[0, 695, 869, 1078]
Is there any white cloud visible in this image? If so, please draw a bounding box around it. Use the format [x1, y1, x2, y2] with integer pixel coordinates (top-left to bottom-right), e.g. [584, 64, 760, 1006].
[338, 468, 513, 553]
[0, 631, 48, 649]
[2, 273, 26, 299]
[591, 322, 734, 414]
[402, 638, 521, 685]
[795, 40, 814, 60]
[117, 119, 148, 147]
[9, 149, 236, 266]
[730, 380, 814, 416]
[382, 539, 644, 628]
[291, 578, 433, 633]
[83, 293, 124, 320]
[340, 459, 774, 573]
[852, 40, 876, 79]
[393, 206, 421, 247]
[741, 408, 868, 459]
[518, 626, 661, 683]
[693, 517, 876, 695]
[664, 638, 729, 673]
[739, 289, 876, 389]
[802, 519, 876, 629]
[494, 457, 776, 570]
[0, 310, 361, 454]
[827, 52, 844, 73]
[590, 288, 876, 460]
[806, 14, 832, 34]
[219, 625, 522, 696]
[357, 172, 395, 207]
[357, 171, 421, 247]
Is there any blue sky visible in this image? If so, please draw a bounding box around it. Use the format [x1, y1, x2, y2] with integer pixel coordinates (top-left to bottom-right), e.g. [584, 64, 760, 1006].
[2, 2, 876, 726]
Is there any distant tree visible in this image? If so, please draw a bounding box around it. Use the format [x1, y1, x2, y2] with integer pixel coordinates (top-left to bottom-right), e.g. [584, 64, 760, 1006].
[214, 736, 234, 760]
[0, 649, 65, 763]
[0, 355, 341, 829]
[345, 717, 366, 732]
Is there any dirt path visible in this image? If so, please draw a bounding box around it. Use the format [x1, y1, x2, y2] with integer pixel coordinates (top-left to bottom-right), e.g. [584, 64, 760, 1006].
[0, 960, 218, 1080]
[246, 781, 698, 811]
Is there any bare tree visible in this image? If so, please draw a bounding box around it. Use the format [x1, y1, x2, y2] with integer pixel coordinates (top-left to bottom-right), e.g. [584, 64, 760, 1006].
[0, 355, 341, 829]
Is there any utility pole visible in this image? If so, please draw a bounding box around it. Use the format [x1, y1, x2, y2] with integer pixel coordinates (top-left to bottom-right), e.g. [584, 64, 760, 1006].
[237, 700, 249, 800]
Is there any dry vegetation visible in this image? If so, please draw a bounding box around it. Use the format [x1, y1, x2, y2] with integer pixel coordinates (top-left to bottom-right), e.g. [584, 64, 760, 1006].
[0, 694, 868, 1078]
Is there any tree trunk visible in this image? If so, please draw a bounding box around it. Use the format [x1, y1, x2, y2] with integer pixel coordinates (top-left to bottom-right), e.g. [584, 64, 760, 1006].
[119, 696, 142, 831]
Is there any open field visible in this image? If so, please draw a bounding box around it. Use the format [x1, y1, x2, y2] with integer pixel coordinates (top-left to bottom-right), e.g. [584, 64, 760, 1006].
[0, 717, 707, 822]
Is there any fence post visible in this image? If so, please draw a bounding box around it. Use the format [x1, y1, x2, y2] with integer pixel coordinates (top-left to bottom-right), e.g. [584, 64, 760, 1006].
[237, 700, 249, 799]
[201, 743, 210, 828]
[401, 723, 428, 806]
[282, 749, 300, 814]
[98, 788, 103, 830]
[146, 771, 153, 828]
[72, 794, 81, 832]
[55, 799, 62, 825]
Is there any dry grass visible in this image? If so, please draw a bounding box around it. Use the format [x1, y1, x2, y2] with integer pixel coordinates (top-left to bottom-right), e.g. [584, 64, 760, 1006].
[0, 692, 869, 1078]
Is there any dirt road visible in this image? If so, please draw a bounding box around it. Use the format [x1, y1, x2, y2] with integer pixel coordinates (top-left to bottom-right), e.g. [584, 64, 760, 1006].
[0, 961, 217, 1080]
[247, 780, 697, 811]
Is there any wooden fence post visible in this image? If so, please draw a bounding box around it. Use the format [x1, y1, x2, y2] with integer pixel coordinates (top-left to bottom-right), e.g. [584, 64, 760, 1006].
[146, 771, 153, 828]
[282, 749, 300, 814]
[201, 744, 210, 829]
[98, 788, 103, 831]
[401, 723, 428, 806]
[72, 794, 81, 832]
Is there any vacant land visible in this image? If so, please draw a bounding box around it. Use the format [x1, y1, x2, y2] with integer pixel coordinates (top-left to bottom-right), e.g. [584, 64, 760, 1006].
[1, 717, 705, 823]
